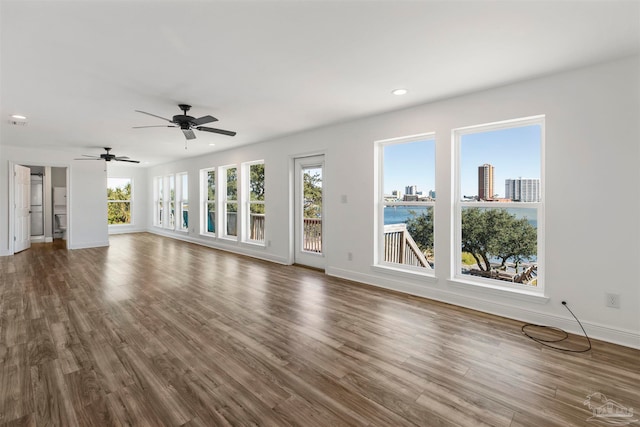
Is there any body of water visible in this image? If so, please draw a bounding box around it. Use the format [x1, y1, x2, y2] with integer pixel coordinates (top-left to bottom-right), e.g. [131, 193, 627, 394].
[384, 205, 537, 227]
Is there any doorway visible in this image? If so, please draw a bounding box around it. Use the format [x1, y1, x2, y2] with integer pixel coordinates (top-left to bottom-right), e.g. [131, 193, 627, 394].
[293, 155, 325, 269]
[11, 164, 68, 253]
[14, 164, 31, 253]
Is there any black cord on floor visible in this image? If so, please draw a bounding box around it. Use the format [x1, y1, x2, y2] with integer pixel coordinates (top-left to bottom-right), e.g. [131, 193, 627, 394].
[521, 301, 592, 353]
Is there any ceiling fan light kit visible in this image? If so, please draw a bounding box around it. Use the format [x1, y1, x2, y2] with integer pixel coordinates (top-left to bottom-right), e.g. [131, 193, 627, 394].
[134, 104, 236, 140]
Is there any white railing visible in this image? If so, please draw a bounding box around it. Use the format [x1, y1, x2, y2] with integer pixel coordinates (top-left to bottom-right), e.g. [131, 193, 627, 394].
[383, 224, 431, 269]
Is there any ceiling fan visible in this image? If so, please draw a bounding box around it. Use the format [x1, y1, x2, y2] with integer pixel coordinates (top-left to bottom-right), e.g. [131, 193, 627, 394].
[133, 104, 236, 140]
[75, 147, 140, 163]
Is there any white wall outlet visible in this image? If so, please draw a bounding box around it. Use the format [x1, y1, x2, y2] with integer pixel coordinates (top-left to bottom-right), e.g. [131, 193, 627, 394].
[347, 252, 353, 261]
[341, 194, 348, 203]
[605, 293, 620, 308]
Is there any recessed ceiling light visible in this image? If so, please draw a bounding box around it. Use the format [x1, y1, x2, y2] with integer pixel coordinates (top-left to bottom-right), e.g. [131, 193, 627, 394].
[209, 143, 215, 146]
[11, 114, 27, 120]
[391, 88, 408, 96]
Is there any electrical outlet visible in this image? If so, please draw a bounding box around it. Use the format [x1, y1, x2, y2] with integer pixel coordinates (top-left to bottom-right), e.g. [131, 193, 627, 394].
[347, 252, 353, 261]
[605, 293, 620, 308]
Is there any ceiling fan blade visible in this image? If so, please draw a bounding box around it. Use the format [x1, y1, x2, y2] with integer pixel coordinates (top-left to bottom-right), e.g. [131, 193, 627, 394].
[133, 125, 178, 129]
[191, 115, 218, 126]
[134, 110, 173, 123]
[114, 156, 130, 160]
[81, 154, 98, 158]
[196, 126, 237, 137]
[116, 159, 141, 163]
[74, 157, 101, 160]
[182, 129, 196, 140]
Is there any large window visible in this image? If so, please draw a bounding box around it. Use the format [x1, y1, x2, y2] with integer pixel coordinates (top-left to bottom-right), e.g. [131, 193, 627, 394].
[201, 169, 216, 235]
[454, 116, 544, 291]
[107, 178, 132, 225]
[222, 166, 238, 238]
[177, 172, 188, 232]
[245, 161, 265, 243]
[167, 175, 175, 229]
[154, 176, 163, 227]
[377, 134, 435, 272]
[153, 175, 178, 230]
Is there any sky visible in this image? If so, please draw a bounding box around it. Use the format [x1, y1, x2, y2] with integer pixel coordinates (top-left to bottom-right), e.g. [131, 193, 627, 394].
[107, 177, 131, 190]
[384, 124, 541, 198]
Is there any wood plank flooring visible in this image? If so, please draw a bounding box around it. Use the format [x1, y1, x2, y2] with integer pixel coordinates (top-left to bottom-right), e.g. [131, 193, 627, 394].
[1, 233, 638, 426]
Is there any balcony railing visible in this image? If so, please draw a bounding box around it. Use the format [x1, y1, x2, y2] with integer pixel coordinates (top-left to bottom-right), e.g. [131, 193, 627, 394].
[383, 224, 431, 269]
[250, 214, 265, 241]
[303, 218, 322, 253]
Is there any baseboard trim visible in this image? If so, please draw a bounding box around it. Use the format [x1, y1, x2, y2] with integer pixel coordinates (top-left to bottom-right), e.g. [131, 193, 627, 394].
[145, 229, 290, 265]
[326, 267, 640, 350]
[109, 227, 146, 235]
[68, 240, 109, 250]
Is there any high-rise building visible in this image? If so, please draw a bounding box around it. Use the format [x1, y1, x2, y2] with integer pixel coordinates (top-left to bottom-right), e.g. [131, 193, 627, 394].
[505, 178, 540, 202]
[478, 164, 494, 200]
[405, 185, 417, 196]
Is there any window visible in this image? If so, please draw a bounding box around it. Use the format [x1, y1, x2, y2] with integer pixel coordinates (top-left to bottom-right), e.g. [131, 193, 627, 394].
[245, 161, 265, 243]
[166, 175, 175, 229]
[454, 116, 543, 291]
[107, 178, 132, 225]
[377, 134, 435, 272]
[222, 166, 238, 238]
[153, 175, 178, 230]
[154, 176, 163, 227]
[201, 169, 216, 235]
[177, 172, 188, 232]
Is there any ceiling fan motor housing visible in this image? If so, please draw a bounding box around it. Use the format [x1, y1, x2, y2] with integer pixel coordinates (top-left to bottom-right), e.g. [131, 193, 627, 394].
[173, 115, 195, 129]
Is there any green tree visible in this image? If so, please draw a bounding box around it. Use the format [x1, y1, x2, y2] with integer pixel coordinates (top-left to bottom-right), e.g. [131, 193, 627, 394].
[250, 163, 265, 214]
[492, 217, 537, 272]
[107, 182, 131, 224]
[461, 207, 537, 272]
[226, 168, 237, 213]
[405, 207, 434, 254]
[303, 171, 322, 218]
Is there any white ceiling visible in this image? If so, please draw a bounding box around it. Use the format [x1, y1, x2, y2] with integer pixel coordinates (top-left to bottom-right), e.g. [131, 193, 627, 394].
[1, 0, 639, 166]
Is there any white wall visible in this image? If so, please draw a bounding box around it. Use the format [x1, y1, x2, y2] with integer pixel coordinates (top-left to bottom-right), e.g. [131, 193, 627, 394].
[0, 146, 109, 252]
[107, 164, 148, 234]
[1, 57, 637, 347]
[147, 56, 640, 348]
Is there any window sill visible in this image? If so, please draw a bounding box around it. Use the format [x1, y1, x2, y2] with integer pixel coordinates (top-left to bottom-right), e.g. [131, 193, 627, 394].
[371, 264, 437, 284]
[242, 240, 266, 249]
[447, 277, 548, 304]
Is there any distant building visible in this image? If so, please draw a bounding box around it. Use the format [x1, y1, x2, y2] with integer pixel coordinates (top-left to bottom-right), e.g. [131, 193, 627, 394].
[405, 185, 417, 196]
[403, 194, 419, 201]
[391, 190, 403, 199]
[478, 164, 494, 201]
[428, 190, 436, 199]
[505, 178, 540, 202]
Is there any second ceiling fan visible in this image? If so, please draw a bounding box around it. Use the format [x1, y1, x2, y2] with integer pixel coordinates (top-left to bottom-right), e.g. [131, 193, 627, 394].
[134, 104, 236, 140]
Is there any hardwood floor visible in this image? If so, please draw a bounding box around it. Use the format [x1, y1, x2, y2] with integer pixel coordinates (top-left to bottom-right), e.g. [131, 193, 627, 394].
[1, 233, 638, 426]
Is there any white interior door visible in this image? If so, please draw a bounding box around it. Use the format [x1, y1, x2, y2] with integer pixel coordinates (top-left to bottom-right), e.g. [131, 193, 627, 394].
[294, 155, 325, 269]
[14, 164, 31, 253]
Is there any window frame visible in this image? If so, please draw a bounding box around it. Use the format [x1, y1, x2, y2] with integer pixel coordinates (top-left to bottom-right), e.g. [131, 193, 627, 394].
[375, 132, 436, 276]
[243, 160, 266, 245]
[220, 165, 239, 240]
[200, 168, 216, 237]
[165, 174, 176, 230]
[107, 177, 133, 226]
[453, 115, 545, 294]
[154, 176, 163, 227]
[176, 172, 188, 232]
